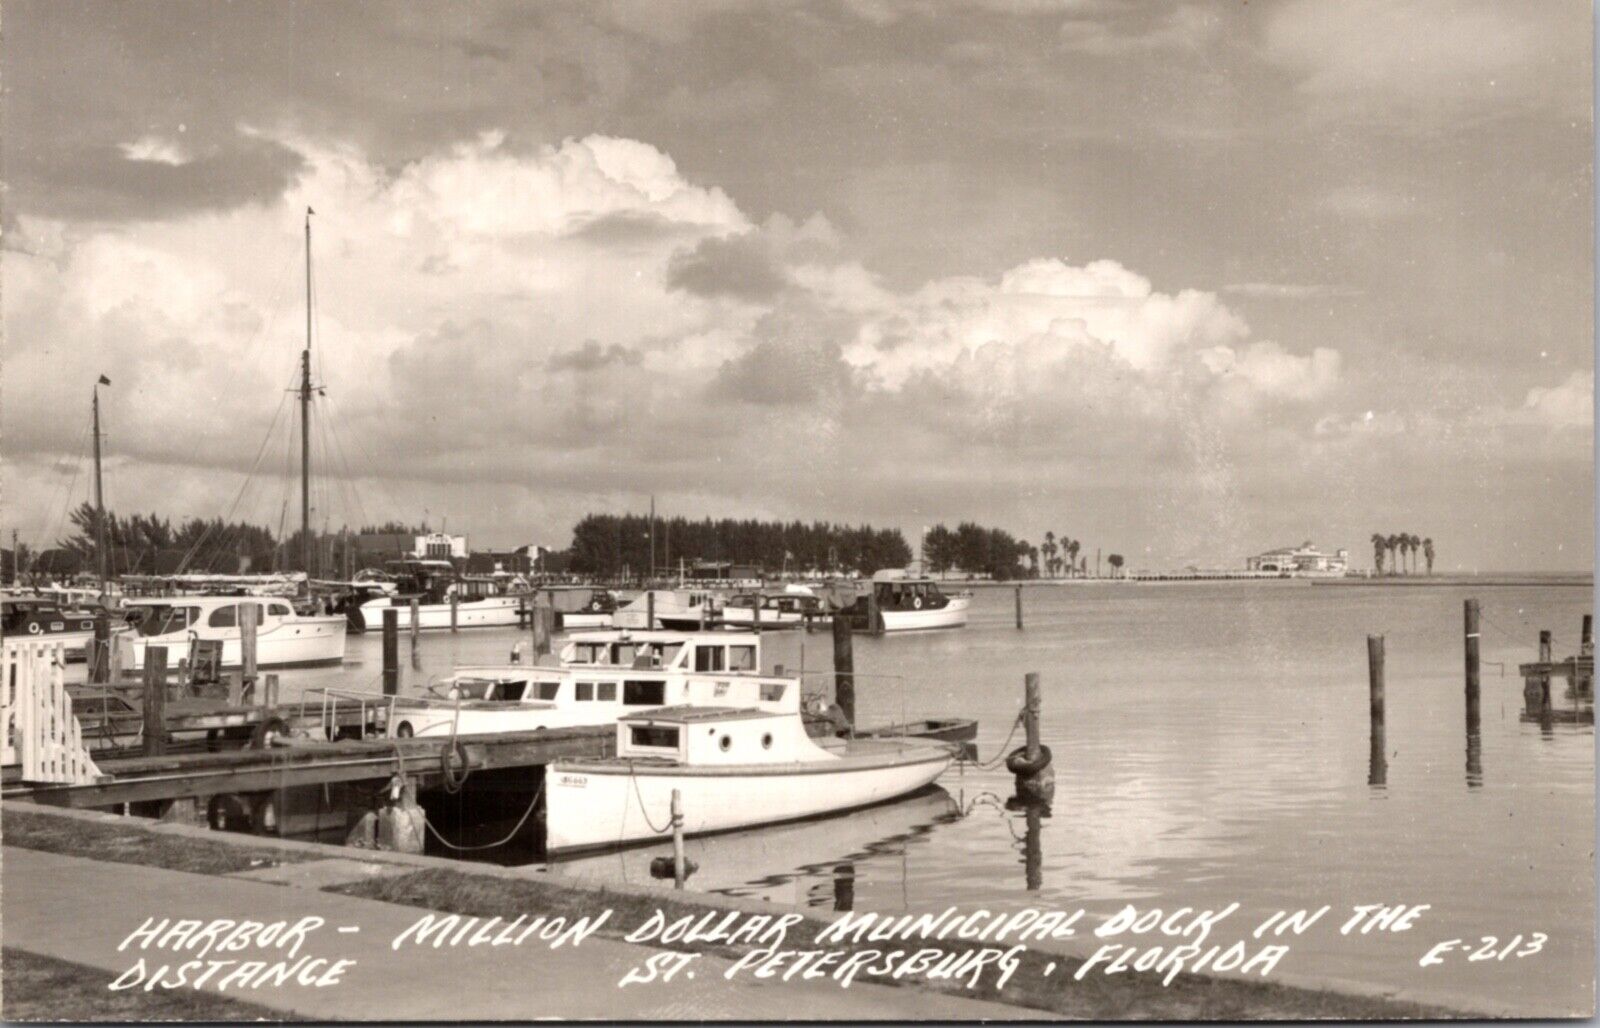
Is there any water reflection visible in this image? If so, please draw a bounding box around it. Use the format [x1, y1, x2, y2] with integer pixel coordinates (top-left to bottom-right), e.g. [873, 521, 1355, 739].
[1004, 795, 1049, 891]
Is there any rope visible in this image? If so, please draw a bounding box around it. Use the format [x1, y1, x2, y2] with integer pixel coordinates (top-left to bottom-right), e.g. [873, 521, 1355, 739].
[960, 708, 1026, 770]
[438, 697, 470, 793]
[424, 777, 544, 852]
[629, 769, 675, 836]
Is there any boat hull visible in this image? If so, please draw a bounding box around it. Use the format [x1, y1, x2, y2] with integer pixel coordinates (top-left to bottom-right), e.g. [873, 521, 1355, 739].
[119, 617, 347, 671]
[354, 596, 522, 632]
[557, 611, 613, 630]
[880, 595, 970, 631]
[545, 742, 953, 854]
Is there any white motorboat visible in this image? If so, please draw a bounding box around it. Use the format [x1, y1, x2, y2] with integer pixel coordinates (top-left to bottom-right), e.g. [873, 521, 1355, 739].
[720, 585, 828, 627]
[551, 587, 619, 630]
[543, 704, 955, 854]
[117, 595, 346, 671]
[346, 560, 522, 632]
[0, 595, 122, 662]
[847, 572, 971, 631]
[612, 589, 722, 630]
[387, 629, 786, 738]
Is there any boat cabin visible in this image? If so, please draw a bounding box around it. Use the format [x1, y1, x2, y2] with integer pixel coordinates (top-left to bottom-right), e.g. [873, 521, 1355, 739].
[616, 706, 827, 766]
[863, 575, 954, 612]
[123, 596, 298, 636]
[560, 629, 760, 673]
[1, 597, 99, 638]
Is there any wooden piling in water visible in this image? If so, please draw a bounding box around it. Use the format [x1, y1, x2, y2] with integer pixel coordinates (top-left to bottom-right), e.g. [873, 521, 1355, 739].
[1024, 672, 1042, 759]
[1015, 584, 1023, 630]
[865, 588, 882, 635]
[90, 612, 110, 684]
[534, 604, 553, 658]
[1540, 629, 1552, 664]
[143, 646, 169, 757]
[450, 592, 459, 633]
[382, 608, 400, 696]
[670, 788, 686, 889]
[646, 592, 655, 631]
[240, 601, 259, 698]
[832, 612, 855, 726]
[1464, 600, 1480, 730]
[1367, 634, 1385, 730]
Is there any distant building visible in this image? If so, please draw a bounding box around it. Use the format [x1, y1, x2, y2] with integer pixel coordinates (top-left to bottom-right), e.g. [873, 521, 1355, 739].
[352, 532, 469, 566]
[1246, 541, 1349, 575]
[464, 545, 550, 577]
[415, 533, 467, 560]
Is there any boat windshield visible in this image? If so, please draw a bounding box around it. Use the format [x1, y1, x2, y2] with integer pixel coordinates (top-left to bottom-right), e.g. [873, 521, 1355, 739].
[447, 678, 499, 700]
[570, 641, 684, 668]
[130, 605, 199, 636]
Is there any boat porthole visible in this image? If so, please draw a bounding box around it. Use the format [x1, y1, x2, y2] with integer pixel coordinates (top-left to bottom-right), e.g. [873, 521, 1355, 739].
[761, 733, 773, 749]
[719, 734, 731, 752]
[395, 721, 414, 738]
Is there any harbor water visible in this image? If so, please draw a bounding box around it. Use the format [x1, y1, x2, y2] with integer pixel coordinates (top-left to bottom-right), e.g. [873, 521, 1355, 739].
[289, 582, 1593, 1014]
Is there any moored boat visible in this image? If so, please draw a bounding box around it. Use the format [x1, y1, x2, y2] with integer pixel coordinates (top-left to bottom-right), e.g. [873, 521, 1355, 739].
[612, 589, 722, 630]
[346, 560, 522, 632]
[543, 704, 955, 854]
[847, 572, 971, 631]
[117, 595, 346, 671]
[388, 628, 782, 738]
[719, 585, 828, 627]
[0, 595, 117, 661]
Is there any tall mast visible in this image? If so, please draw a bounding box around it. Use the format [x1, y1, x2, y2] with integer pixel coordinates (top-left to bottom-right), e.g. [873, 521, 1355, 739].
[301, 207, 314, 579]
[92, 380, 108, 596]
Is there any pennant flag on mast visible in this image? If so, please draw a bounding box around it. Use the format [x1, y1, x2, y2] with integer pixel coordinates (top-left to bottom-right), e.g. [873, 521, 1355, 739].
[97, 375, 111, 386]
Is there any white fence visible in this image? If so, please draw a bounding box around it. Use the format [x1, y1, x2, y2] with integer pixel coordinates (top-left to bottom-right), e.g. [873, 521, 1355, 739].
[2, 640, 103, 784]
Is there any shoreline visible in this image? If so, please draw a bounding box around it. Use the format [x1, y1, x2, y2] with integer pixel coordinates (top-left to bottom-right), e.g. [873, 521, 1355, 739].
[1, 802, 1477, 1020]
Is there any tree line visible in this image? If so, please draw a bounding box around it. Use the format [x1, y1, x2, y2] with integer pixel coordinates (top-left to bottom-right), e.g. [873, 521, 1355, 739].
[1371, 532, 1434, 575]
[567, 514, 911, 578]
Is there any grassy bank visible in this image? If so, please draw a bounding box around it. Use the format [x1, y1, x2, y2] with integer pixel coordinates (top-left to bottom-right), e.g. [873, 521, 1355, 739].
[2, 948, 303, 1022]
[4, 803, 1469, 1020]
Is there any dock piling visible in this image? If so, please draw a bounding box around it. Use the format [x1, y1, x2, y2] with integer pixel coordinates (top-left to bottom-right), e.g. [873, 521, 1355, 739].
[143, 646, 169, 757]
[263, 673, 280, 710]
[647, 591, 656, 631]
[533, 603, 553, 658]
[1007, 672, 1054, 801]
[671, 789, 686, 888]
[382, 609, 400, 696]
[831, 612, 856, 727]
[409, 598, 420, 664]
[450, 593, 459, 633]
[89, 612, 110, 684]
[1015, 584, 1023, 630]
[1367, 634, 1387, 787]
[1464, 600, 1480, 730]
[240, 600, 259, 698]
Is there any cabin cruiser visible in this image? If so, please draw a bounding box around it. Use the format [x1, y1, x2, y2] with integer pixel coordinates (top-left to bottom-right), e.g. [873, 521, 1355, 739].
[720, 585, 828, 627]
[344, 560, 522, 632]
[0, 594, 116, 661]
[387, 629, 784, 738]
[551, 587, 619, 630]
[846, 572, 971, 631]
[543, 704, 955, 853]
[612, 589, 722, 630]
[117, 595, 347, 671]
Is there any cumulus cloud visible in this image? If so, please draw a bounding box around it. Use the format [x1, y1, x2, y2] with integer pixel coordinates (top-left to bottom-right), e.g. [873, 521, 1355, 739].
[1524, 371, 1594, 429]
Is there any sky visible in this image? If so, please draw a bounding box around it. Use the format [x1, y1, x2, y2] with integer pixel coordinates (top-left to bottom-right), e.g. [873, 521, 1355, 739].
[1, 0, 1593, 572]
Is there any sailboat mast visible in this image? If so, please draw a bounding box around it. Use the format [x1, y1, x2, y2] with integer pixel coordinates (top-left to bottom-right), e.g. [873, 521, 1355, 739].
[92, 383, 108, 596]
[301, 208, 314, 578]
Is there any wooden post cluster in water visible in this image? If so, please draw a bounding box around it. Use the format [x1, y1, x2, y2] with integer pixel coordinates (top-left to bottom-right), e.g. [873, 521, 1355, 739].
[382, 608, 399, 696]
[1367, 634, 1386, 788]
[832, 611, 856, 726]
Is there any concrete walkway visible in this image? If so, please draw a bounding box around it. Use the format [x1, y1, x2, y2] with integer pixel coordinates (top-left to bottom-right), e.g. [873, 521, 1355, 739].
[3, 847, 1030, 1020]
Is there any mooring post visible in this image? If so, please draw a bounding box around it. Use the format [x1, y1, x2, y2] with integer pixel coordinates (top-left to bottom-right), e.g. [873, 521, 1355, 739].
[450, 592, 459, 633]
[1464, 600, 1480, 730]
[1015, 584, 1024, 630]
[831, 611, 856, 728]
[534, 603, 553, 658]
[646, 591, 655, 631]
[1583, 614, 1594, 656]
[1368, 634, 1387, 788]
[143, 645, 169, 757]
[382, 608, 399, 696]
[1011, 672, 1054, 801]
[240, 600, 259, 700]
[866, 588, 882, 636]
[1024, 672, 1041, 759]
[1537, 629, 1554, 722]
[1367, 634, 1386, 730]
[1539, 629, 1552, 664]
[90, 611, 110, 684]
[263, 673, 280, 710]
[671, 788, 687, 889]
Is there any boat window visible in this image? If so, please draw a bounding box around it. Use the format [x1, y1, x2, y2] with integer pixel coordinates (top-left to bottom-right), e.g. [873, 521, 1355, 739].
[694, 646, 726, 672]
[760, 682, 787, 702]
[576, 682, 594, 701]
[613, 644, 639, 666]
[623, 680, 666, 706]
[729, 646, 756, 671]
[761, 733, 773, 749]
[208, 604, 239, 628]
[718, 734, 731, 752]
[534, 681, 560, 701]
[269, 602, 292, 617]
[450, 679, 494, 700]
[572, 643, 605, 664]
[653, 642, 684, 666]
[630, 725, 680, 749]
[596, 682, 617, 702]
[499, 681, 527, 702]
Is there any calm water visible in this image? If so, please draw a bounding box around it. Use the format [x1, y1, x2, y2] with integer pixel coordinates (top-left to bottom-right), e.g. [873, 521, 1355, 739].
[289, 583, 1594, 1014]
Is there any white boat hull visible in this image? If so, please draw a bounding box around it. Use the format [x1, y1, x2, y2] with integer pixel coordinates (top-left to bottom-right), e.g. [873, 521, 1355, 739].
[879, 595, 970, 631]
[558, 611, 613, 630]
[358, 596, 521, 631]
[120, 616, 346, 671]
[545, 743, 953, 854]
[719, 607, 814, 626]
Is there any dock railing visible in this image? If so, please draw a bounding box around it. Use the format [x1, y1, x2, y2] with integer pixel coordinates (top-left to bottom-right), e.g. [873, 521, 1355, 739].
[3, 639, 103, 783]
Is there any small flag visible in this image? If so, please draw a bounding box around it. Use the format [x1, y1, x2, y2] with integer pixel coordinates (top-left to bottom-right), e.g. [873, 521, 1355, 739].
[97, 374, 111, 386]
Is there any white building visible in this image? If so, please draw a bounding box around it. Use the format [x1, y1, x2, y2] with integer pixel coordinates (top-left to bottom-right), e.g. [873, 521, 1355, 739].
[414, 533, 468, 560]
[1246, 541, 1348, 575]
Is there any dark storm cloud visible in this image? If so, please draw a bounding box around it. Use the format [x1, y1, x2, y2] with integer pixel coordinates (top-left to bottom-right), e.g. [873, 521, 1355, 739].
[666, 234, 789, 301]
[547, 339, 645, 373]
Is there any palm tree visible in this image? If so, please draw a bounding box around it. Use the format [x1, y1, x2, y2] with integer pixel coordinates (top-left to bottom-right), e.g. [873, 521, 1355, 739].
[1423, 537, 1435, 574]
[1409, 534, 1422, 574]
[1371, 533, 1386, 575]
[1386, 534, 1401, 575]
[1042, 532, 1057, 579]
[1066, 539, 1081, 579]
